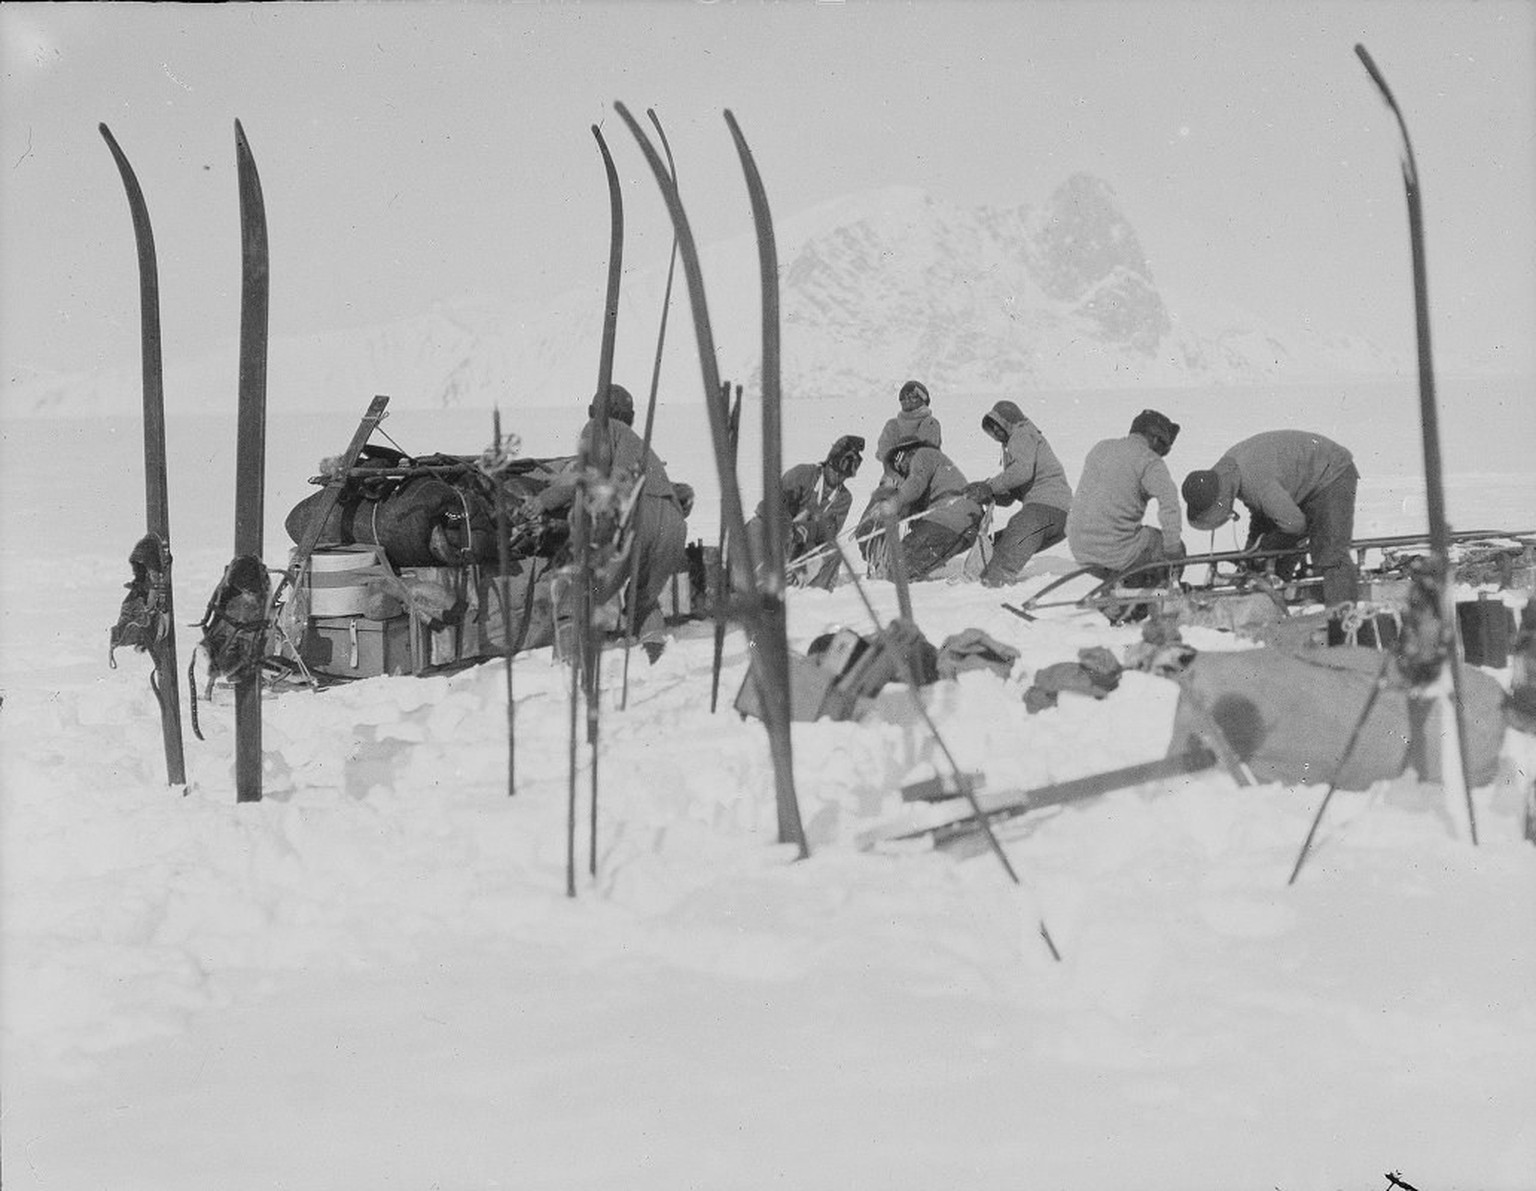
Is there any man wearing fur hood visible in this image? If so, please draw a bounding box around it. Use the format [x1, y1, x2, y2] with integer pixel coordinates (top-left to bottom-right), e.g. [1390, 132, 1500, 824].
[975, 400, 1073, 587]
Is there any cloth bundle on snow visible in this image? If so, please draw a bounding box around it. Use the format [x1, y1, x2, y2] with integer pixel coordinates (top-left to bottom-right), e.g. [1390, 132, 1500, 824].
[1024, 646, 1123, 713]
[739, 623, 943, 724]
[1168, 645, 1506, 789]
[936, 628, 1019, 681]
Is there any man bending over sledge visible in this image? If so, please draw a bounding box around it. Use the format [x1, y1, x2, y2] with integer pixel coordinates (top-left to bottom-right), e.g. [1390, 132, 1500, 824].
[1182, 429, 1360, 606]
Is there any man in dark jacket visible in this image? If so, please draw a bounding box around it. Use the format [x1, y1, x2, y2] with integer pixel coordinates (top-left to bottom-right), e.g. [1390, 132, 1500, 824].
[750, 434, 864, 588]
[1182, 429, 1360, 605]
[976, 400, 1073, 587]
[533, 383, 688, 642]
[877, 439, 990, 582]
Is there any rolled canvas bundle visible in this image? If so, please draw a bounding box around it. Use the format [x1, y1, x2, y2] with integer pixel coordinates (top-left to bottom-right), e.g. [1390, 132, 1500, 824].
[284, 454, 574, 570]
[284, 474, 496, 568]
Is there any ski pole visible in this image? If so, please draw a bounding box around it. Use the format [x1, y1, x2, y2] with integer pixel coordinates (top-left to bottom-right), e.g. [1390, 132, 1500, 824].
[708, 385, 743, 713]
[490, 408, 516, 797]
[1287, 653, 1392, 885]
[834, 538, 1062, 962]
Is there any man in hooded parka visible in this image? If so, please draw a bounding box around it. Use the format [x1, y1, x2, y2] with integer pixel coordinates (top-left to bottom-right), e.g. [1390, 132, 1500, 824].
[975, 400, 1073, 587]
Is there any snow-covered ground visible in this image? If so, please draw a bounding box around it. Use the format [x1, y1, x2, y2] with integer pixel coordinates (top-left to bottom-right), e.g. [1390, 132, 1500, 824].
[2, 386, 1534, 1191]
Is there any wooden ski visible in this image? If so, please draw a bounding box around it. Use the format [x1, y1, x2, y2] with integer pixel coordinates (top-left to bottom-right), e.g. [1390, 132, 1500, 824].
[910, 745, 1218, 852]
[723, 109, 808, 857]
[615, 101, 808, 857]
[233, 119, 269, 805]
[99, 123, 187, 787]
[1356, 43, 1477, 843]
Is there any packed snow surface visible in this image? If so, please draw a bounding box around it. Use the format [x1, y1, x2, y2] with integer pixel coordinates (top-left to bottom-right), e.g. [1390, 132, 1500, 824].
[2, 398, 1534, 1190]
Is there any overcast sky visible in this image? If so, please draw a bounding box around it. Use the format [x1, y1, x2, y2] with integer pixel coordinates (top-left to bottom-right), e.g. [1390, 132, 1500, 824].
[3, 0, 1533, 388]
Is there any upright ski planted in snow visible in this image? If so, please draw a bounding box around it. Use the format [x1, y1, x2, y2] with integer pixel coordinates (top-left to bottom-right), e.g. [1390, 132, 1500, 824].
[620, 108, 681, 711]
[723, 109, 807, 857]
[1355, 44, 1477, 844]
[233, 119, 270, 804]
[99, 123, 187, 788]
[566, 124, 624, 895]
[615, 101, 808, 858]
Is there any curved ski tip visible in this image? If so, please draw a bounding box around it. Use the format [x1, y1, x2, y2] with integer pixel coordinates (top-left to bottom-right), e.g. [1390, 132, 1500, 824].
[722, 110, 749, 147]
[613, 102, 647, 143]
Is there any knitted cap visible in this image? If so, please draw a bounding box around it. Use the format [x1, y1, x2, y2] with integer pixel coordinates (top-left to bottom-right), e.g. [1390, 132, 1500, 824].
[898, 380, 930, 406]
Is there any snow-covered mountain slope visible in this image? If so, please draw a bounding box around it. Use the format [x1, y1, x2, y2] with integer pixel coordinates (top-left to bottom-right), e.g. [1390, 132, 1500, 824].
[7, 176, 1408, 418]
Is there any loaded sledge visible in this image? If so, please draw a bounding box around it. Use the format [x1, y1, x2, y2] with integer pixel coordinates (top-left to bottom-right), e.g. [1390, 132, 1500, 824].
[254, 398, 705, 687]
[1003, 529, 1536, 653]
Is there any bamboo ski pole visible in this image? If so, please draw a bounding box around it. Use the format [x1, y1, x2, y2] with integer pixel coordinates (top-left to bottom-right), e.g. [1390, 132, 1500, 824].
[708, 385, 743, 713]
[836, 534, 1062, 962]
[491, 408, 517, 797]
[884, 510, 915, 623]
[1288, 654, 1394, 885]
